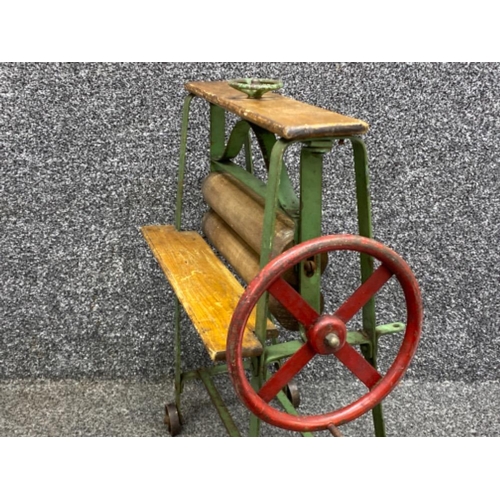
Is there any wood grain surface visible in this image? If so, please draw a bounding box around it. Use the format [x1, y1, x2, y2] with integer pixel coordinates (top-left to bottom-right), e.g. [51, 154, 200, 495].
[141, 225, 276, 361]
[185, 80, 369, 140]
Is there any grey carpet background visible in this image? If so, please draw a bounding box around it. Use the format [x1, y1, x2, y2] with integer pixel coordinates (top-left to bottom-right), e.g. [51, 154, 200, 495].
[1, 63, 499, 436]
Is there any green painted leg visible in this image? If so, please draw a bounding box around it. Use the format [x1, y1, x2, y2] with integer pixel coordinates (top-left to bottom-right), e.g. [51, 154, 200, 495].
[171, 93, 195, 421]
[351, 137, 386, 437]
[255, 139, 290, 343]
[371, 403, 385, 437]
[248, 414, 261, 437]
[248, 358, 262, 436]
[299, 141, 332, 311]
[244, 130, 254, 174]
[209, 104, 225, 162]
[175, 94, 194, 231]
[248, 139, 291, 436]
[173, 299, 183, 421]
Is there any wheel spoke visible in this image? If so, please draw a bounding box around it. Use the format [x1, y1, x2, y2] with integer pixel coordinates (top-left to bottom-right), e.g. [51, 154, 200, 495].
[334, 264, 393, 323]
[268, 277, 319, 328]
[334, 343, 382, 389]
[258, 342, 316, 403]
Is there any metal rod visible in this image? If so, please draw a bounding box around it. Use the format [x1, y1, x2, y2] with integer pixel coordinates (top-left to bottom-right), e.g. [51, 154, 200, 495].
[275, 391, 314, 437]
[210, 104, 226, 161]
[244, 130, 254, 174]
[299, 143, 331, 312]
[175, 93, 195, 231]
[172, 93, 196, 417]
[327, 424, 344, 437]
[351, 136, 386, 437]
[174, 299, 182, 412]
[198, 369, 241, 437]
[255, 139, 290, 344]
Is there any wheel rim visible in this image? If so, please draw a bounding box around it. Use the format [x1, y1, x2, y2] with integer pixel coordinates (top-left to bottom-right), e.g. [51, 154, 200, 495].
[227, 234, 423, 433]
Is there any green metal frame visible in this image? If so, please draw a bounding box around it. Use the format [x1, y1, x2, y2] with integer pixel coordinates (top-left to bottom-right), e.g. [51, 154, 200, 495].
[171, 95, 401, 437]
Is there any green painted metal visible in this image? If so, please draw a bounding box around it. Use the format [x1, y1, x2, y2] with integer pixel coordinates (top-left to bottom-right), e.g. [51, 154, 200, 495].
[348, 322, 406, 345]
[255, 139, 291, 344]
[217, 119, 251, 161]
[228, 78, 283, 99]
[275, 391, 313, 437]
[351, 137, 376, 347]
[264, 340, 305, 365]
[199, 369, 241, 437]
[172, 94, 196, 417]
[244, 130, 254, 174]
[212, 160, 268, 198]
[174, 299, 182, 413]
[168, 87, 397, 438]
[175, 94, 195, 230]
[181, 359, 252, 383]
[351, 136, 386, 437]
[215, 120, 299, 219]
[376, 322, 405, 336]
[248, 139, 291, 437]
[210, 104, 226, 162]
[263, 322, 405, 366]
[249, 359, 262, 437]
[250, 125, 300, 219]
[299, 142, 332, 314]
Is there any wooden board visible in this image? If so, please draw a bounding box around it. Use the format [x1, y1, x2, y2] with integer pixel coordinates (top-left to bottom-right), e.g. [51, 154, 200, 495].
[185, 81, 369, 140]
[142, 225, 276, 361]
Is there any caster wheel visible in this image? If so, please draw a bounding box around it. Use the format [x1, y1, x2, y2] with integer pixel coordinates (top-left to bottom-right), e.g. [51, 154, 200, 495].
[284, 380, 301, 409]
[227, 234, 423, 433]
[164, 403, 181, 436]
[273, 362, 300, 408]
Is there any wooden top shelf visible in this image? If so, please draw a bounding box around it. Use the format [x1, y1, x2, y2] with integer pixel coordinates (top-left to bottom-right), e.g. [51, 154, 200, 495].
[185, 81, 369, 140]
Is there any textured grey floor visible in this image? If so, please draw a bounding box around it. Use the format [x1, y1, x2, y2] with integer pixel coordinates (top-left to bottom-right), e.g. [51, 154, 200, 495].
[1, 378, 498, 437]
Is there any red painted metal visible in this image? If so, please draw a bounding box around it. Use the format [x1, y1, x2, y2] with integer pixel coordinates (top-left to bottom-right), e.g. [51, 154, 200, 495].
[259, 342, 316, 403]
[333, 264, 393, 323]
[227, 234, 423, 433]
[333, 343, 382, 389]
[268, 277, 319, 328]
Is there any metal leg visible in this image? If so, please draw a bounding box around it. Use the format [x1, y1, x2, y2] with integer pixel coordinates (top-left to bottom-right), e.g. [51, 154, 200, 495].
[171, 93, 195, 424]
[210, 104, 225, 162]
[255, 139, 290, 342]
[244, 130, 254, 174]
[250, 125, 300, 219]
[248, 139, 290, 437]
[175, 94, 194, 231]
[351, 137, 386, 437]
[248, 365, 262, 437]
[299, 141, 332, 311]
[174, 299, 182, 413]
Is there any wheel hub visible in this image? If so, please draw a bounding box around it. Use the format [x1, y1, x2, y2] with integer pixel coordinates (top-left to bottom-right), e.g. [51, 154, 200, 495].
[307, 315, 346, 355]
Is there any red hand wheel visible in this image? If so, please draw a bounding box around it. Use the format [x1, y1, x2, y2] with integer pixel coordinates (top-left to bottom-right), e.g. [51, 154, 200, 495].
[227, 234, 423, 433]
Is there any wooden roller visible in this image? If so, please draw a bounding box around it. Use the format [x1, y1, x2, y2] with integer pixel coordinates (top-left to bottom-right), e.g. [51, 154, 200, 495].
[202, 209, 295, 285]
[202, 172, 295, 259]
[203, 210, 324, 331]
[202, 171, 328, 272]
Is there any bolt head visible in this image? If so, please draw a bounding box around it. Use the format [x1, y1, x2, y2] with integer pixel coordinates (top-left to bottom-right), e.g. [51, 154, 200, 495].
[324, 333, 340, 349]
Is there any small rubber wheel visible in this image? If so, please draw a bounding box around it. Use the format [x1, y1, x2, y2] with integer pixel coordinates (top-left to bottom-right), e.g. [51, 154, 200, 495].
[273, 362, 300, 408]
[164, 403, 181, 437]
[285, 381, 301, 409]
